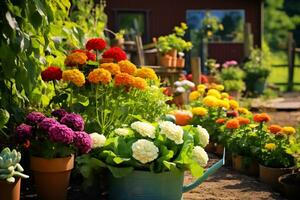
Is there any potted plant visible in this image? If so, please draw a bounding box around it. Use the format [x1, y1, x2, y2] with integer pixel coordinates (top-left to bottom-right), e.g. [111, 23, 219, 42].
[243, 48, 271, 95]
[157, 36, 172, 67]
[77, 120, 215, 200]
[15, 110, 93, 200]
[173, 80, 195, 107]
[0, 148, 29, 200]
[279, 138, 300, 199]
[257, 121, 296, 190]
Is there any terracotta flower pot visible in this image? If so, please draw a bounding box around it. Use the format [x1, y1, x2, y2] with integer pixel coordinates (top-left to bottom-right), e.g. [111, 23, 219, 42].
[0, 178, 21, 200]
[215, 144, 224, 156]
[206, 75, 218, 84]
[171, 57, 177, 67]
[30, 155, 74, 200]
[278, 173, 300, 199]
[259, 164, 293, 190]
[166, 49, 177, 58]
[176, 58, 185, 68]
[232, 155, 259, 176]
[159, 55, 172, 67]
[205, 142, 216, 153]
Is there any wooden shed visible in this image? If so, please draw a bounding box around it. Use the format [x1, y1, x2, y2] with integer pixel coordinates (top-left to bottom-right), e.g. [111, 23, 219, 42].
[105, 0, 263, 64]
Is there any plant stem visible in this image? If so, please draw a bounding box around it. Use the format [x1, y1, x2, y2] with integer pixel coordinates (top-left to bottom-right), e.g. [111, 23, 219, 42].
[95, 85, 102, 131]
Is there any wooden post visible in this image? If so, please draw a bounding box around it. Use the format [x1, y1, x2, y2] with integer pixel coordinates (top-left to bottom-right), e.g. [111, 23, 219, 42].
[244, 23, 253, 58]
[135, 35, 145, 66]
[191, 57, 201, 85]
[287, 32, 295, 91]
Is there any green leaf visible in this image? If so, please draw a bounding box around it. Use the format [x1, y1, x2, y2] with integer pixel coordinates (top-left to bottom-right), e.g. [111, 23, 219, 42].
[0, 109, 10, 129]
[107, 165, 133, 178]
[189, 161, 204, 178]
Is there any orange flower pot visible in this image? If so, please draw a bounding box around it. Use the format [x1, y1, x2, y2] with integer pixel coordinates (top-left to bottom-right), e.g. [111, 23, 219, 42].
[176, 58, 185, 68]
[160, 56, 172, 67]
[232, 155, 259, 176]
[30, 155, 74, 200]
[171, 57, 177, 67]
[0, 178, 21, 200]
[166, 49, 177, 58]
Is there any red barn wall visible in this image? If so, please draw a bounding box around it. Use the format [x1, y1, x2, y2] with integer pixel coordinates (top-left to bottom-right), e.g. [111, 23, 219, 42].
[105, 0, 262, 63]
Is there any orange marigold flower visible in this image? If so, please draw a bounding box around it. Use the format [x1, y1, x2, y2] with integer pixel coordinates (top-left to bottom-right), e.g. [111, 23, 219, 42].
[253, 113, 271, 123]
[225, 119, 240, 129]
[118, 60, 137, 75]
[64, 52, 87, 67]
[216, 118, 226, 124]
[114, 73, 135, 87]
[236, 117, 250, 125]
[100, 63, 121, 75]
[268, 124, 282, 134]
[62, 69, 85, 87]
[136, 67, 158, 80]
[87, 68, 112, 84]
[132, 77, 147, 90]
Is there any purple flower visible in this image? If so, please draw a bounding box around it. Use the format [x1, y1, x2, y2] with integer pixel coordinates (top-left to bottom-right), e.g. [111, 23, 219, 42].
[38, 118, 59, 132]
[60, 113, 84, 131]
[48, 124, 74, 144]
[26, 112, 46, 125]
[74, 131, 92, 154]
[15, 123, 32, 140]
[51, 109, 68, 120]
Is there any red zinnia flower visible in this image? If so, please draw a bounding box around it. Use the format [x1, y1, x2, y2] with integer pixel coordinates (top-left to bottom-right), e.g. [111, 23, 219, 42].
[85, 38, 106, 51]
[102, 47, 127, 62]
[72, 49, 96, 61]
[227, 110, 239, 118]
[41, 66, 62, 82]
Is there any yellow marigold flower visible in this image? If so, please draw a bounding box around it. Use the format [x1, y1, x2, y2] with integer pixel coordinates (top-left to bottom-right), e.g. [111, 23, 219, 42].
[136, 67, 158, 80]
[118, 60, 137, 75]
[265, 143, 276, 151]
[132, 77, 147, 90]
[249, 124, 258, 129]
[189, 91, 200, 101]
[229, 100, 239, 110]
[62, 69, 85, 87]
[207, 89, 221, 99]
[191, 107, 208, 116]
[238, 107, 250, 115]
[221, 92, 229, 99]
[203, 95, 219, 107]
[65, 52, 88, 67]
[197, 84, 206, 91]
[215, 84, 225, 91]
[282, 126, 296, 135]
[88, 68, 112, 84]
[218, 100, 230, 109]
[100, 63, 120, 75]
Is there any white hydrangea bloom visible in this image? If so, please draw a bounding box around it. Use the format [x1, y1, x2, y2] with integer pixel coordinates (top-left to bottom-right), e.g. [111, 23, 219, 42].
[131, 121, 156, 138]
[193, 146, 209, 167]
[197, 125, 210, 147]
[174, 81, 183, 87]
[159, 121, 184, 144]
[132, 139, 159, 164]
[114, 128, 131, 136]
[90, 133, 106, 148]
[181, 80, 195, 88]
[175, 86, 186, 93]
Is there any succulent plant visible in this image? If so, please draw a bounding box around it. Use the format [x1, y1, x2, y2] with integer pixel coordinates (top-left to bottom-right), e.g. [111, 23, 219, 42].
[0, 147, 29, 183]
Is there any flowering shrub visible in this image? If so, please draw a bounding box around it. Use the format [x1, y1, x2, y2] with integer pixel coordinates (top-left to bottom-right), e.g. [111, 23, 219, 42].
[77, 120, 210, 179]
[15, 110, 92, 158]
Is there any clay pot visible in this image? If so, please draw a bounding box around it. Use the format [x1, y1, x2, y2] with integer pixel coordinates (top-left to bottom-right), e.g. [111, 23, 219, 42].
[171, 57, 177, 67]
[166, 49, 177, 58]
[206, 75, 218, 84]
[0, 178, 21, 200]
[232, 155, 259, 176]
[278, 172, 300, 199]
[215, 144, 224, 156]
[159, 55, 172, 67]
[259, 164, 293, 190]
[30, 155, 74, 200]
[176, 58, 185, 68]
[205, 142, 216, 153]
[100, 58, 115, 64]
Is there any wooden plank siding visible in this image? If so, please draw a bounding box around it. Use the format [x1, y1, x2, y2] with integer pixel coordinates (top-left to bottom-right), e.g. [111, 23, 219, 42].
[106, 0, 263, 63]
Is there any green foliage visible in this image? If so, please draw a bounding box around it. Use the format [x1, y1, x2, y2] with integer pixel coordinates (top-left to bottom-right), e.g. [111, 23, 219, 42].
[217, 67, 245, 92]
[0, 147, 29, 183]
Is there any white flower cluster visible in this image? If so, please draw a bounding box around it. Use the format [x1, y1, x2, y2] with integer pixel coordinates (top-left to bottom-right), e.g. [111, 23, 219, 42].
[197, 125, 210, 147]
[114, 128, 131, 136]
[131, 121, 156, 138]
[159, 121, 184, 144]
[90, 133, 106, 148]
[193, 146, 209, 167]
[131, 139, 159, 164]
[174, 80, 195, 94]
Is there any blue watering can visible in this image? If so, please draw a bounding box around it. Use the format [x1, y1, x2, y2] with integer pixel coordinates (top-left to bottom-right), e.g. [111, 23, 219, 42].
[109, 149, 226, 200]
